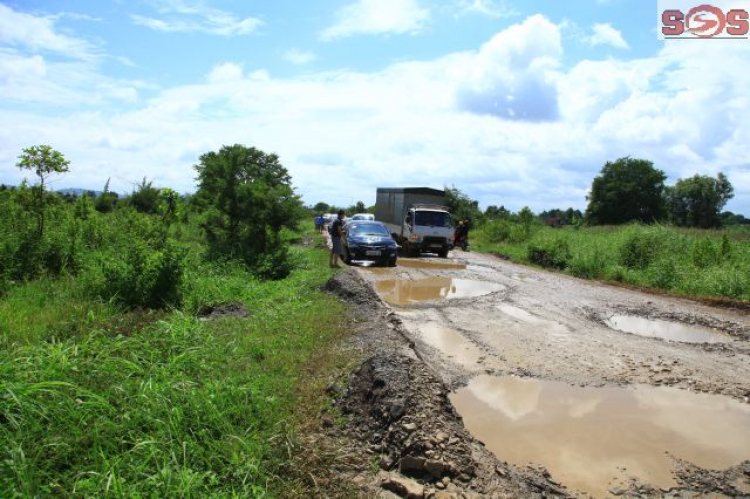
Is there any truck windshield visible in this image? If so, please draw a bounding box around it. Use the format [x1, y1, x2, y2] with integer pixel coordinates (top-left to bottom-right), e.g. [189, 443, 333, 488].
[415, 211, 452, 227]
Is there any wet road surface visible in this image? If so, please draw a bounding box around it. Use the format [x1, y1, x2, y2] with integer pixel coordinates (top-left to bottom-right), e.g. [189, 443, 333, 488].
[353, 251, 750, 497]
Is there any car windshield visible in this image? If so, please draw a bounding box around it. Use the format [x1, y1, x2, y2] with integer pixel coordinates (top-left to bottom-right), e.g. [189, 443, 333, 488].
[415, 211, 452, 227]
[349, 224, 390, 237]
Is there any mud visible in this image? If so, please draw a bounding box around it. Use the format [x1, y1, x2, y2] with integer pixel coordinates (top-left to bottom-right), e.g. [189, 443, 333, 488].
[451, 375, 750, 497]
[348, 249, 750, 497]
[605, 314, 732, 344]
[374, 277, 505, 306]
[196, 301, 249, 319]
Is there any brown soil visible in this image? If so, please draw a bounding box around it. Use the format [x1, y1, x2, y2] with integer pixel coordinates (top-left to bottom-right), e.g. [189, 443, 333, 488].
[315, 246, 750, 498]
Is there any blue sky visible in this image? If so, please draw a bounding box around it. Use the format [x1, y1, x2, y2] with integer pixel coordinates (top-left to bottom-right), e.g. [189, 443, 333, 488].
[1, 0, 749, 214]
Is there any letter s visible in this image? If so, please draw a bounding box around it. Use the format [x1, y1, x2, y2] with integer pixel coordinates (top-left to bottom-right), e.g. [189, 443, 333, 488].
[662, 9, 685, 36]
[727, 9, 749, 36]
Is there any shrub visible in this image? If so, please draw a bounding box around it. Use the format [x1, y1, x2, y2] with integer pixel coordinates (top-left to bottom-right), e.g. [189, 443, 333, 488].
[527, 238, 571, 269]
[692, 238, 718, 268]
[619, 228, 662, 269]
[89, 238, 186, 309]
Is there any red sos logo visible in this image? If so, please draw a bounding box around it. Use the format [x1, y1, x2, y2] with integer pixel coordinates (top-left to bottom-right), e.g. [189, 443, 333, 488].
[662, 4, 749, 37]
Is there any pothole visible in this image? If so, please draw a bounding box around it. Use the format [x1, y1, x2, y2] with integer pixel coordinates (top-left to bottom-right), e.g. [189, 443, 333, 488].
[397, 258, 467, 271]
[605, 315, 732, 344]
[450, 375, 750, 498]
[416, 323, 485, 367]
[374, 277, 505, 306]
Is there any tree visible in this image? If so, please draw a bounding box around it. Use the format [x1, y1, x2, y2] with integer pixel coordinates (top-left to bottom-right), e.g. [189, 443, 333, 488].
[95, 178, 120, 213]
[313, 201, 330, 213]
[445, 186, 483, 225]
[668, 173, 734, 228]
[355, 201, 366, 213]
[518, 206, 536, 238]
[485, 205, 509, 220]
[194, 145, 303, 278]
[128, 178, 161, 214]
[585, 157, 666, 225]
[16, 145, 70, 236]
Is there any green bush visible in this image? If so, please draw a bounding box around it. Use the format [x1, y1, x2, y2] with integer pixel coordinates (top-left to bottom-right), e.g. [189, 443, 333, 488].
[619, 228, 663, 269]
[88, 238, 186, 309]
[692, 238, 718, 268]
[527, 238, 571, 269]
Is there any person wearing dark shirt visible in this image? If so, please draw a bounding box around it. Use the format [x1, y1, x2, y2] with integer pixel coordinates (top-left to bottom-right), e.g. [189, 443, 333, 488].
[329, 210, 345, 268]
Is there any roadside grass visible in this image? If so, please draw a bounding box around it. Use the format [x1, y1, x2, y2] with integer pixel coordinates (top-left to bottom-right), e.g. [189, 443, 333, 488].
[0, 237, 352, 497]
[473, 223, 750, 301]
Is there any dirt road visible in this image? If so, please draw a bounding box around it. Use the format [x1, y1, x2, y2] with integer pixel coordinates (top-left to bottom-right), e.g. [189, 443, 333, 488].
[348, 250, 750, 497]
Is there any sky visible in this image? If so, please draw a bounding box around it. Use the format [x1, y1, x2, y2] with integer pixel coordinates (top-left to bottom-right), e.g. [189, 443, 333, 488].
[1, 0, 748, 214]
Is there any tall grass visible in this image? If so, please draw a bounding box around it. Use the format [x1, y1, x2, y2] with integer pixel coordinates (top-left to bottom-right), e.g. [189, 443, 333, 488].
[474, 223, 750, 300]
[0, 232, 347, 497]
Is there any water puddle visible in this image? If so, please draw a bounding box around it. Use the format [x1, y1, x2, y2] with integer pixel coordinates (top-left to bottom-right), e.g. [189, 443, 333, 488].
[374, 277, 504, 306]
[359, 266, 394, 275]
[397, 259, 467, 271]
[605, 315, 731, 344]
[417, 324, 484, 366]
[450, 375, 750, 498]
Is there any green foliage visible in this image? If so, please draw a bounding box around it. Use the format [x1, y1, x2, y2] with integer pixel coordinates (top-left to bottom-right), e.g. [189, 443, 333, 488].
[527, 237, 571, 269]
[475, 223, 750, 300]
[128, 177, 162, 214]
[16, 145, 71, 238]
[313, 201, 330, 213]
[194, 144, 303, 278]
[585, 157, 667, 225]
[445, 185, 483, 225]
[0, 242, 347, 497]
[668, 173, 734, 228]
[94, 178, 119, 213]
[619, 227, 663, 269]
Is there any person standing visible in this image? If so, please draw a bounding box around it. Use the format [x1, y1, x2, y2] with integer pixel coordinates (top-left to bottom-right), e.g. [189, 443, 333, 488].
[329, 210, 345, 268]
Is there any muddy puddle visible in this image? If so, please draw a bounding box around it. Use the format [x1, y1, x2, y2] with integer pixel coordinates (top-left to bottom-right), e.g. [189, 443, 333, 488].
[397, 258, 467, 271]
[416, 324, 484, 366]
[374, 277, 504, 306]
[606, 315, 731, 344]
[450, 375, 750, 498]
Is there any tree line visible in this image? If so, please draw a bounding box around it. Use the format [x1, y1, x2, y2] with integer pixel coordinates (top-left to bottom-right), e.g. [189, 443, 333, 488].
[1, 143, 303, 306]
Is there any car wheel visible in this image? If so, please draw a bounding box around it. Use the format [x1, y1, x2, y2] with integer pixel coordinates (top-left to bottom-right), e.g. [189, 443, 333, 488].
[388, 257, 397, 267]
[343, 246, 352, 264]
[438, 249, 448, 258]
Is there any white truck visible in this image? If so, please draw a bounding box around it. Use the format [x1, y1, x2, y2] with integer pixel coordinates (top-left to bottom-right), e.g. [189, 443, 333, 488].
[374, 187, 454, 258]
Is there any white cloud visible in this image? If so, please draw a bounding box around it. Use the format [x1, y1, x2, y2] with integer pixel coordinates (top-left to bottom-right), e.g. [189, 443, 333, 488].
[585, 23, 629, 49]
[283, 49, 317, 65]
[0, 5, 142, 106]
[2, 14, 749, 215]
[0, 3, 100, 60]
[207, 62, 244, 83]
[131, 1, 262, 36]
[456, 0, 519, 18]
[321, 0, 429, 40]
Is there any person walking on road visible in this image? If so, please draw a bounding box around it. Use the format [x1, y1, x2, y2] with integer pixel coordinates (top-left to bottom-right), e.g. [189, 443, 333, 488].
[329, 210, 345, 268]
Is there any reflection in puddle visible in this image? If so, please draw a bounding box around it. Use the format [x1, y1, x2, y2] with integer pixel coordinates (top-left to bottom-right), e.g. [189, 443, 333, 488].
[451, 376, 750, 498]
[374, 277, 504, 306]
[418, 324, 484, 366]
[397, 259, 467, 271]
[606, 315, 731, 344]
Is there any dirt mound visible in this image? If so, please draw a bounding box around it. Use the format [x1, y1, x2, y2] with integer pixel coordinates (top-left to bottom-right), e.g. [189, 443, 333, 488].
[197, 302, 250, 319]
[324, 269, 382, 307]
[341, 353, 569, 498]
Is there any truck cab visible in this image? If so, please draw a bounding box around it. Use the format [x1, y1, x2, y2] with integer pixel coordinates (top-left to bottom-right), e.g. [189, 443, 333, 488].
[401, 204, 454, 258]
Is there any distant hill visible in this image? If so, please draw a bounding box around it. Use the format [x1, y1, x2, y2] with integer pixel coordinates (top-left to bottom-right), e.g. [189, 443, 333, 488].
[56, 188, 104, 197]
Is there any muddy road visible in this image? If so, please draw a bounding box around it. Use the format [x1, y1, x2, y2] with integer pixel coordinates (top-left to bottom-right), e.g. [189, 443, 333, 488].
[348, 250, 750, 498]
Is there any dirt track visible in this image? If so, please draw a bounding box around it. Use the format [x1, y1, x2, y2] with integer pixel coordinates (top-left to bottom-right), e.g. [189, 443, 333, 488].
[333, 248, 750, 498]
